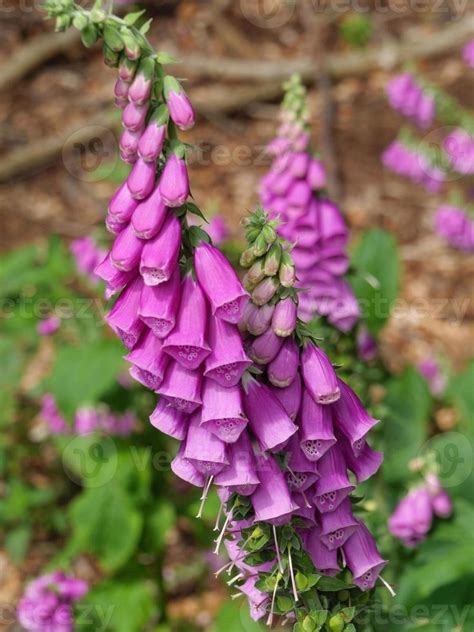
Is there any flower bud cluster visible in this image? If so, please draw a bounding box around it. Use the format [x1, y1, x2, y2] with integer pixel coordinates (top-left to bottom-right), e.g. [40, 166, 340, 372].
[259, 75, 359, 332]
[386, 73, 435, 129]
[382, 140, 445, 193]
[434, 205, 474, 252]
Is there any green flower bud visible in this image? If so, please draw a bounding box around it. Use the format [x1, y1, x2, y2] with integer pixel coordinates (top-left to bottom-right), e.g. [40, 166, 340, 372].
[328, 614, 345, 632]
[72, 14, 88, 30]
[90, 7, 106, 23]
[81, 24, 99, 48]
[246, 226, 261, 242]
[262, 224, 277, 244]
[239, 248, 256, 269]
[121, 29, 141, 60]
[264, 243, 281, 276]
[279, 251, 296, 287]
[55, 14, 71, 31]
[247, 259, 266, 285]
[103, 22, 124, 52]
[252, 276, 279, 306]
[103, 44, 120, 68]
[242, 272, 257, 292]
[252, 234, 268, 257]
[118, 56, 138, 82]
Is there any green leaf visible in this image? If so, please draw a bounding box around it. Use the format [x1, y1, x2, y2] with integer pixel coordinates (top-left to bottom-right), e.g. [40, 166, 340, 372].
[42, 339, 123, 417]
[383, 367, 432, 483]
[4, 525, 31, 562]
[123, 9, 146, 25]
[447, 360, 474, 428]
[212, 599, 264, 632]
[315, 576, 353, 591]
[68, 482, 142, 571]
[277, 596, 293, 613]
[77, 579, 156, 632]
[145, 501, 176, 553]
[350, 228, 400, 334]
[156, 51, 180, 64]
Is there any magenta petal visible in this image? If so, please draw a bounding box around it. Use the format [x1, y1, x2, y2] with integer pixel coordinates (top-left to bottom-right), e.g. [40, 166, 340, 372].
[159, 361, 202, 413]
[138, 119, 167, 163]
[132, 187, 168, 239]
[243, 379, 297, 453]
[125, 328, 169, 390]
[163, 276, 211, 369]
[111, 224, 144, 271]
[272, 297, 297, 337]
[109, 181, 139, 222]
[301, 343, 340, 404]
[105, 277, 145, 349]
[338, 432, 383, 482]
[343, 520, 387, 590]
[149, 398, 188, 440]
[388, 487, 433, 547]
[171, 444, 206, 487]
[122, 101, 148, 132]
[215, 431, 259, 495]
[285, 436, 319, 493]
[249, 327, 283, 365]
[138, 267, 181, 338]
[95, 253, 137, 299]
[299, 390, 336, 461]
[318, 199, 348, 245]
[201, 379, 248, 443]
[320, 499, 359, 550]
[140, 212, 181, 286]
[268, 337, 299, 387]
[158, 154, 189, 208]
[166, 89, 195, 131]
[127, 158, 156, 200]
[204, 317, 251, 387]
[333, 379, 379, 456]
[270, 372, 302, 421]
[304, 526, 341, 576]
[195, 242, 249, 324]
[251, 453, 299, 526]
[313, 445, 355, 513]
[246, 303, 275, 336]
[183, 412, 228, 476]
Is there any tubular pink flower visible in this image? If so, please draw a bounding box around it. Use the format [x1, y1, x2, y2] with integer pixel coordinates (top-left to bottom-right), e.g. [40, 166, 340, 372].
[215, 431, 260, 495]
[201, 380, 248, 443]
[125, 327, 169, 390]
[122, 101, 148, 131]
[246, 303, 275, 336]
[105, 276, 145, 349]
[127, 157, 156, 200]
[171, 444, 206, 487]
[159, 361, 202, 413]
[204, 316, 252, 387]
[140, 212, 181, 286]
[271, 297, 297, 337]
[158, 154, 189, 208]
[338, 433, 383, 482]
[195, 242, 249, 324]
[95, 253, 137, 299]
[313, 445, 355, 513]
[251, 453, 299, 526]
[109, 181, 139, 223]
[249, 327, 283, 365]
[270, 372, 302, 420]
[138, 268, 181, 338]
[164, 76, 196, 131]
[120, 127, 142, 157]
[149, 398, 188, 441]
[268, 337, 299, 387]
[163, 275, 211, 370]
[299, 390, 336, 461]
[111, 224, 144, 271]
[343, 520, 387, 591]
[301, 342, 340, 405]
[319, 498, 359, 550]
[303, 526, 341, 576]
[243, 378, 297, 453]
[184, 412, 229, 476]
[333, 379, 379, 456]
[131, 187, 168, 240]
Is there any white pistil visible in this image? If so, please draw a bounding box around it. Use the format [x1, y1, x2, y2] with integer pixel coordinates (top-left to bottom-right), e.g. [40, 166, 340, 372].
[379, 575, 397, 597]
[214, 508, 233, 554]
[227, 572, 244, 586]
[288, 547, 299, 603]
[266, 575, 281, 627]
[273, 525, 284, 574]
[196, 475, 214, 519]
[213, 501, 224, 532]
[301, 490, 312, 509]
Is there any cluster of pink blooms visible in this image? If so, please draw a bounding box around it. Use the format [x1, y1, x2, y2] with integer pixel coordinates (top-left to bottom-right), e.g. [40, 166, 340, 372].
[386, 73, 435, 129]
[443, 128, 474, 175]
[382, 140, 445, 193]
[463, 39, 474, 67]
[40, 394, 135, 436]
[17, 571, 88, 632]
[70, 236, 106, 285]
[259, 79, 360, 332]
[417, 356, 447, 396]
[37, 316, 61, 336]
[434, 205, 474, 252]
[389, 473, 452, 548]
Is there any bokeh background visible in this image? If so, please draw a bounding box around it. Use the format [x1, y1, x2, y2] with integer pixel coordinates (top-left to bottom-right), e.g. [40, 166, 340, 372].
[1, 1, 473, 631]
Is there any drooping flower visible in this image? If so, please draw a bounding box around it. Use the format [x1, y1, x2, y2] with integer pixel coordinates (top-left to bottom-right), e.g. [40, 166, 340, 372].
[434, 205, 474, 253]
[343, 521, 387, 590]
[37, 315, 60, 336]
[388, 486, 433, 547]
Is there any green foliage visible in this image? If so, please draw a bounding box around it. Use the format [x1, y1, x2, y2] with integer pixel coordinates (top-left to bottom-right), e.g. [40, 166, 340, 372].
[339, 15, 373, 48]
[383, 367, 432, 483]
[351, 229, 400, 335]
[212, 600, 264, 632]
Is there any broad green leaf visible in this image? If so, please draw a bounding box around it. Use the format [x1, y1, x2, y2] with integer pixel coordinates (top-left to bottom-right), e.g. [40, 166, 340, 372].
[212, 599, 264, 632]
[447, 360, 474, 429]
[77, 579, 156, 632]
[68, 482, 142, 571]
[42, 339, 123, 417]
[350, 229, 400, 334]
[4, 524, 31, 562]
[123, 9, 146, 25]
[383, 367, 432, 483]
[144, 501, 176, 553]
